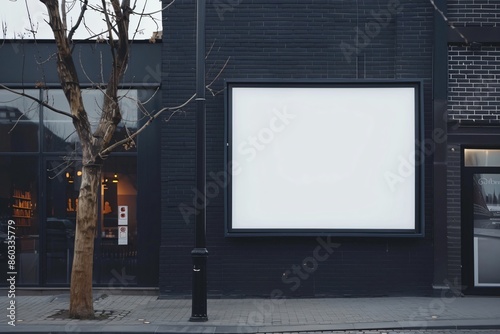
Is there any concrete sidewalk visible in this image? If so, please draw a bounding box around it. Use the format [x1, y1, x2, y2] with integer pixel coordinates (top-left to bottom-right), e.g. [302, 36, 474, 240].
[0, 292, 499, 333]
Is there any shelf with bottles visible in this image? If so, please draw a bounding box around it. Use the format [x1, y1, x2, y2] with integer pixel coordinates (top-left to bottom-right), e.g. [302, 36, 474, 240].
[12, 189, 31, 200]
[66, 197, 78, 212]
[11, 217, 32, 227]
[11, 188, 33, 227]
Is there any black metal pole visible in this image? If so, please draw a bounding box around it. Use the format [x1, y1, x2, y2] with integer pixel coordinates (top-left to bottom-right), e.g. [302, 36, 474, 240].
[190, 0, 208, 322]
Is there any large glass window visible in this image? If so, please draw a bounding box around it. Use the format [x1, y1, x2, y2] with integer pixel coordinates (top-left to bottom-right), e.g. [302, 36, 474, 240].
[0, 90, 39, 152]
[45, 159, 82, 284]
[0, 87, 151, 287]
[472, 173, 500, 287]
[0, 156, 39, 284]
[43, 89, 139, 152]
[45, 156, 138, 286]
[97, 156, 138, 285]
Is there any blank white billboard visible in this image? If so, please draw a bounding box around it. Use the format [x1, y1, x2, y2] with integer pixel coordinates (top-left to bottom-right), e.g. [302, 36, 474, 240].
[226, 82, 423, 236]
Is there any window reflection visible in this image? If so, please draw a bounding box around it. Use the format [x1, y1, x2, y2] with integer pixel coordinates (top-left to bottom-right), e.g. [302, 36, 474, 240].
[45, 160, 81, 284]
[465, 149, 500, 167]
[44, 157, 138, 285]
[98, 156, 138, 285]
[0, 90, 39, 152]
[43, 89, 139, 152]
[0, 156, 39, 284]
[0, 87, 145, 286]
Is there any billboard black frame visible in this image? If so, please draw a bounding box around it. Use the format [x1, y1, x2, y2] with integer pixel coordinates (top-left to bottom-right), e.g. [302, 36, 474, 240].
[224, 79, 425, 237]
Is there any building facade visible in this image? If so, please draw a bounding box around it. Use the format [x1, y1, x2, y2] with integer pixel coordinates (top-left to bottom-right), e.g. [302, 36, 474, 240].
[0, 41, 161, 288]
[443, 0, 500, 294]
[160, 0, 435, 297]
[1, 0, 499, 296]
[160, 0, 500, 297]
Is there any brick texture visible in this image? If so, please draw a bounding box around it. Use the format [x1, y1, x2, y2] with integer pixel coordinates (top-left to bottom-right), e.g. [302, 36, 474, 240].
[448, 0, 500, 27]
[448, 46, 500, 125]
[160, 0, 434, 297]
[446, 145, 462, 286]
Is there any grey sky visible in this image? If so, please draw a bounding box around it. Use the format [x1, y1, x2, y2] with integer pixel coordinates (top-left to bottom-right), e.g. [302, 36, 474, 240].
[1, 1, 162, 40]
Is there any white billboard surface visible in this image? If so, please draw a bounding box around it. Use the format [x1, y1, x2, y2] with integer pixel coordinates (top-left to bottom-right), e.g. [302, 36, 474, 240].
[230, 85, 418, 232]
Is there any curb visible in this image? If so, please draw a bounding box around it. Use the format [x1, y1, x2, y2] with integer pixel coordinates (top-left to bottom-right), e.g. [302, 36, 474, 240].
[1, 319, 500, 334]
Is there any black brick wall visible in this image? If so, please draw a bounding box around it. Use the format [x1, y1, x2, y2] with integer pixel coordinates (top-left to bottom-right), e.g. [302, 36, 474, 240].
[448, 0, 500, 27]
[448, 46, 500, 125]
[160, 0, 434, 297]
[446, 145, 462, 286]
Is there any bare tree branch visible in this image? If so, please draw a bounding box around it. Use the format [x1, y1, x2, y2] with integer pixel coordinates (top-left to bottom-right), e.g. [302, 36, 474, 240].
[24, 0, 39, 38]
[61, 0, 67, 32]
[40, 0, 92, 143]
[0, 84, 74, 119]
[78, 48, 104, 89]
[130, 0, 176, 16]
[68, 0, 88, 41]
[207, 57, 231, 96]
[101, 0, 117, 57]
[102, 0, 120, 39]
[99, 93, 196, 158]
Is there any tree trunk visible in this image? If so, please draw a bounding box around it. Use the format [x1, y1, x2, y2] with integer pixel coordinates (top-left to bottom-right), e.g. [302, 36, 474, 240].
[69, 164, 101, 319]
[40, 0, 131, 319]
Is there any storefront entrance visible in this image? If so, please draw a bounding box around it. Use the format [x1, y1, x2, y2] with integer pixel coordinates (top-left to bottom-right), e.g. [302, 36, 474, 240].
[0, 87, 160, 288]
[462, 149, 500, 294]
[45, 156, 138, 286]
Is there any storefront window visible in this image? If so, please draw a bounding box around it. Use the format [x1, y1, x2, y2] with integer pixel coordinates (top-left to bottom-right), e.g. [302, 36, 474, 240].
[44, 156, 138, 285]
[465, 149, 500, 167]
[472, 173, 500, 287]
[98, 156, 138, 285]
[43, 89, 138, 152]
[0, 156, 39, 284]
[45, 159, 82, 284]
[0, 87, 149, 287]
[0, 90, 39, 152]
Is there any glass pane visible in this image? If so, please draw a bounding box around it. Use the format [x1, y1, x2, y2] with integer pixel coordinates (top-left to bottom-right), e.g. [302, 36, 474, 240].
[0, 90, 39, 152]
[43, 89, 138, 152]
[472, 173, 500, 287]
[465, 149, 500, 167]
[42, 90, 78, 152]
[0, 156, 39, 285]
[45, 160, 82, 284]
[98, 156, 137, 285]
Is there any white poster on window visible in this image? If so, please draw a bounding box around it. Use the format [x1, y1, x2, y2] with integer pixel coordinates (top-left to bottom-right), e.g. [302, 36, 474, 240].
[118, 226, 128, 245]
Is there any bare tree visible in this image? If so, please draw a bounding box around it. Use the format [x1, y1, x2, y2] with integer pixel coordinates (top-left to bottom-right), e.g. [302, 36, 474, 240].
[1, 0, 224, 319]
[3, 0, 185, 319]
[39, 0, 141, 319]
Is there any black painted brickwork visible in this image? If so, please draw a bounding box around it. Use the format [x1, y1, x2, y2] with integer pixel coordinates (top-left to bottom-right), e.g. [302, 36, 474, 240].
[160, 0, 434, 297]
[448, 45, 500, 125]
[448, 0, 500, 27]
[446, 145, 462, 286]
